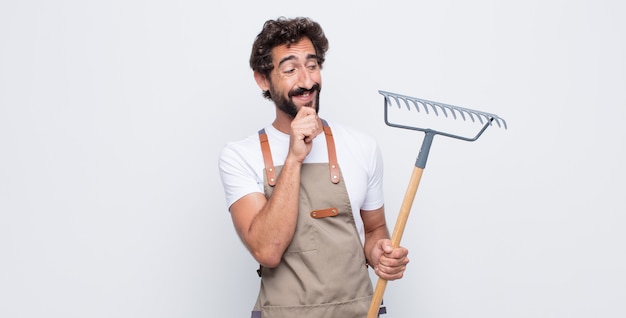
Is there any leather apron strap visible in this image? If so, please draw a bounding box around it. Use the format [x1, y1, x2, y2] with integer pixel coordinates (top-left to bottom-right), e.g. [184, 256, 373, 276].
[258, 128, 276, 186]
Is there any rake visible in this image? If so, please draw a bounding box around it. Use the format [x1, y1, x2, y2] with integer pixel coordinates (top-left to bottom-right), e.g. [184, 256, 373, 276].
[367, 90, 507, 318]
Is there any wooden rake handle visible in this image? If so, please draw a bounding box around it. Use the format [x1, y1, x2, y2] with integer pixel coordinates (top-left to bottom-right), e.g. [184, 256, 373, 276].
[366, 166, 424, 318]
[367, 132, 434, 318]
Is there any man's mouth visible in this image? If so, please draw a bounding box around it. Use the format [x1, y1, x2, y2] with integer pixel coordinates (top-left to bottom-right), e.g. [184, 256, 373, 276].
[292, 89, 313, 98]
[289, 83, 320, 99]
[292, 89, 314, 104]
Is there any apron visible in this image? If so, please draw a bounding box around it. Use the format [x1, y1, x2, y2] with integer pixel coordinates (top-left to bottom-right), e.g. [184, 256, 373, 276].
[251, 120, 385, 318]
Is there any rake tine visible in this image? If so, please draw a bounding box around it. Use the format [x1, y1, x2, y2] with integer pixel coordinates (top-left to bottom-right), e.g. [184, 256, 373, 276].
[411, 99, 426, 114]
[469, 110, 481, 124]
[384, 95, 393, 108]
[401, 98, 412, 111]
[439, 104, 453, 119]
[451, 107, 465, 121]
[492, 115, 507, 129]
[386, 96, 394, 109]
[409, 99, 422, 113]
[454, 105, 476, 123]
[392, 95, 408, 111]
[427, 102, 439, 116]
[419, 101, 430, 115]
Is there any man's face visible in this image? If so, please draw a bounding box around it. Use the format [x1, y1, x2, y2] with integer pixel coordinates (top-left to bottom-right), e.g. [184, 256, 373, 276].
[266, 37, 322, 118]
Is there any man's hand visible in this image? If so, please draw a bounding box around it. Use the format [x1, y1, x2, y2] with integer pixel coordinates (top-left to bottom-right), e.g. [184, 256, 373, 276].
[288, 106, 321, 163]
[370, 239, 409, 281]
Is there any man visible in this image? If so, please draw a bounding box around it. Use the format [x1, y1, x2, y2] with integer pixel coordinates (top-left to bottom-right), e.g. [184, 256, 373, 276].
[218, 17, 409, 318]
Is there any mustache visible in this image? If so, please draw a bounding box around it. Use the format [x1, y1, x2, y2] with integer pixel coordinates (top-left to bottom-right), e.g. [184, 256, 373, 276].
[289, 83, 320, 97]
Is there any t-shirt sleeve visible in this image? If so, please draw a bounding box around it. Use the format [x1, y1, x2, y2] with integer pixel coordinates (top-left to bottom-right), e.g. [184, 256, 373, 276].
[218, 142, 264, 210]
[360, 140, 385, 211]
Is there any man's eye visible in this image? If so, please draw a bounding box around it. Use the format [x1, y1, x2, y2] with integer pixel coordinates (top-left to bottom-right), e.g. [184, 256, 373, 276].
[284, 68, 295, 74]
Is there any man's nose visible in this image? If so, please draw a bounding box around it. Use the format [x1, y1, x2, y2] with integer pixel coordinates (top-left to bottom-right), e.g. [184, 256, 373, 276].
[297, 69, 315, 89]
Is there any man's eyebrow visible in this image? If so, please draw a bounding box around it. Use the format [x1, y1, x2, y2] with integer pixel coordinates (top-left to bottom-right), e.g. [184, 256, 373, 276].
[306, 53, 319, 61]
[278, 55, 296, 67]
[277, 54, 319, 67]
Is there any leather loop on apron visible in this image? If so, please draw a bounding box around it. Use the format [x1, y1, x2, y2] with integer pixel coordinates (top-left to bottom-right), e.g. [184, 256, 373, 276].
[310, 207, 339, 219]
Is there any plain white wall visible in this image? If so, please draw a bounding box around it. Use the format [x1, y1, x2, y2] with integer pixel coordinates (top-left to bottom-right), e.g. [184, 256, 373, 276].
[1, 0, 624, 317]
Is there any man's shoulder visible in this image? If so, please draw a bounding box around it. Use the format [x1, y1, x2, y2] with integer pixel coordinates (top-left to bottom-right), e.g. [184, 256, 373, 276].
[219, 130, 263, 160]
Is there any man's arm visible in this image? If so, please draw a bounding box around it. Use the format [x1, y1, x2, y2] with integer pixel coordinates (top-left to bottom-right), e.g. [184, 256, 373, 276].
[361, 206, 409, 280]
[229, 107, 321, 268]
[230, 156, 302, 268]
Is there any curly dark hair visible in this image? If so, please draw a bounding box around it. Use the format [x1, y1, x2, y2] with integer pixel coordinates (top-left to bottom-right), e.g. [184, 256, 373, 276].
[249, 17, 329, 99]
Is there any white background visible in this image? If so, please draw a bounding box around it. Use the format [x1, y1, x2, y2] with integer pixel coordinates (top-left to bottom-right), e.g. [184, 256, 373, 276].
[1, 1, 625, 317]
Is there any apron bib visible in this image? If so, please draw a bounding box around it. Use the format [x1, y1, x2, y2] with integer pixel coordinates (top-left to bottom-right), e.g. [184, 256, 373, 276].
[251, 121, 376, 318]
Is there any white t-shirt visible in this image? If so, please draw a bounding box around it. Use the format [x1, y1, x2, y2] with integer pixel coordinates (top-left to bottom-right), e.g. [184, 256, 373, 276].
[218, 119, 384, 243]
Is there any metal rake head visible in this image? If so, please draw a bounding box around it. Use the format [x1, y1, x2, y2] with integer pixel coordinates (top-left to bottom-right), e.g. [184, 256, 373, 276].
[380, 90, 507, 142]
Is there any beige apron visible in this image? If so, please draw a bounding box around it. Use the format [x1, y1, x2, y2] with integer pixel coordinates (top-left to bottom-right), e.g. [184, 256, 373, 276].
[251, 120, 383, 318]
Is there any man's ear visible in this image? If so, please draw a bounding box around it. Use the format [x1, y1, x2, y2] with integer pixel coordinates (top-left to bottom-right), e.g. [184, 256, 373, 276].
[254, 71, 269, 91]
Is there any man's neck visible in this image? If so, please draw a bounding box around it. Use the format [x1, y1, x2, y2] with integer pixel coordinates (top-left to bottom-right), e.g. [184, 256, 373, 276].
[272, 111, 292, 135]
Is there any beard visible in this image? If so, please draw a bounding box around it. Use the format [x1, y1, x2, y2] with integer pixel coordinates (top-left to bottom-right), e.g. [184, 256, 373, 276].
[270, 83, 321, 118]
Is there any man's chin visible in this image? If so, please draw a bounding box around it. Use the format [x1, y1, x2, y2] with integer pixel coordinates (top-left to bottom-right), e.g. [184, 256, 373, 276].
[294, 102, 314, 110]
[301, 104, 319, 114]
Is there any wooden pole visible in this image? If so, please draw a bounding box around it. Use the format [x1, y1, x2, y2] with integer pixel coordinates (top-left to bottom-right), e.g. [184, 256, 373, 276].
[367, 166, 424, 318]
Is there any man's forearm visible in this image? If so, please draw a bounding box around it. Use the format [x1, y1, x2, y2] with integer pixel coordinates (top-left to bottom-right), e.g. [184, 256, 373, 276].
[364, 224, 390, 266]
[246, 158, 302, 267]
